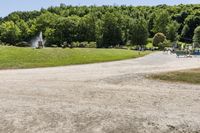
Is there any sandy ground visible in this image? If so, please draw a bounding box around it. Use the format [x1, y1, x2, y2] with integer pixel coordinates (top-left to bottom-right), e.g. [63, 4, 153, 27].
[1, 52, 200, 133]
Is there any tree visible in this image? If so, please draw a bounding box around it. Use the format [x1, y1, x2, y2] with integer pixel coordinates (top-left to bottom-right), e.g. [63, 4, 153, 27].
[120, 15, 132, 45]
[166, 21, 180, 42]
[54, 16, 80, 45]
[16, 20, 30, 41]
[44, 27, 56, 46]
[35, 12, 58, 33]
[129, 18, 148, 47]
[0, 17, 2, 24]
[101, 13, 122, 48]
[148, 13, 156, 37]
[152, 11, 170, 34]
[172, 11, 188, 36]
[0, 21, 21, 44]
[181, 24, 191, 42]
[27, 19, 38, 39]
[181, 15, 200, 42]
[173, 12, 188, 24]
[193, 26, 200, 47]
[1, 4, 200, 46]
[4, 13, 20, 23]
[95, 19, 103, 48]
[77, 14, 96, 42]
[153, 33, 166, 49]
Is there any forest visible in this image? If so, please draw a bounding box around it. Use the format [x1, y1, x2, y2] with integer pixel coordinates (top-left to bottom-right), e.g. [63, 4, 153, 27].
[0, 4, 200, 48]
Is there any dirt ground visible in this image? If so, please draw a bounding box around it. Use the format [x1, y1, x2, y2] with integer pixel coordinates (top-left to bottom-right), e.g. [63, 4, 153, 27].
[1, 52, 200, 133]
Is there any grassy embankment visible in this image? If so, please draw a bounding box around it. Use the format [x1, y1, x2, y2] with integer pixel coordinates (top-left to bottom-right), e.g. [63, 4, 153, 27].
[0, 46, 152, 69]
[151, 69, 200, 84]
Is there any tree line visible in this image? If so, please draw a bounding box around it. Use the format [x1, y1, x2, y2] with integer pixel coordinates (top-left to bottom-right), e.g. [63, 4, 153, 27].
[0, 4, 200, 48]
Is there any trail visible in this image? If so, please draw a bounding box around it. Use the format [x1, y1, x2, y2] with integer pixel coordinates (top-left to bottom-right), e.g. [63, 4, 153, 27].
[0, 52, 200, 132]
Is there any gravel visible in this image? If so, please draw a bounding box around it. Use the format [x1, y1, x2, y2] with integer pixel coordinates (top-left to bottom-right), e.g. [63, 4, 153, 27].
[1, 52, 200, 133]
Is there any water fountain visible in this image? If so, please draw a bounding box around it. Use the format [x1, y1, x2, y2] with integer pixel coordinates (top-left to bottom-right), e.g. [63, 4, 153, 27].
[31, 32, 45, 48]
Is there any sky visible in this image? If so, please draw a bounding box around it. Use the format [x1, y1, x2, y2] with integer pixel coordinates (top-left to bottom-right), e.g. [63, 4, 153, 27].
[0, 0, 199, 17]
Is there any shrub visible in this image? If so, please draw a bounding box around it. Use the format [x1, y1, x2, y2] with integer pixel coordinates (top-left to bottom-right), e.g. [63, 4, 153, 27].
[87, 42, 96, 48]
[71, 41, 97, 48]
[153, 33, 166, 49]
[79, 42, 87, 48]
[16, 41, 30, 47]
[71, 42, 79, 47]
[61, 42, 68, 48]
[147, 38, 153, 43]
[0, 42, 10, 46]
[161, 40, 171, 49]
[146, 42, 153, 49]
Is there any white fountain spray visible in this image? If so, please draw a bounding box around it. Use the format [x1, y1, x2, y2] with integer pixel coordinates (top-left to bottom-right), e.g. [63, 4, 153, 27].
[31, 32, 45, 48]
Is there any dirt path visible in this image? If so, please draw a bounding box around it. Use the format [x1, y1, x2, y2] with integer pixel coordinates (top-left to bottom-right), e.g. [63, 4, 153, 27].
[1, 52, 200, 133]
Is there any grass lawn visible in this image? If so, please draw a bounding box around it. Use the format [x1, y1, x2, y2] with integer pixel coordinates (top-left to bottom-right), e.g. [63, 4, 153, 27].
[0, 46, 152, 69]
[151, 69, 200, 84]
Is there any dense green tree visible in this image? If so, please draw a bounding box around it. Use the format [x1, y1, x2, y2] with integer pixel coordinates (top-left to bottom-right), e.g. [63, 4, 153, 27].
[77, 14, 96, 42]
[101, 13, 122, 48]
[4, 11, 41, 22]
[95, 19, 103, 47]
[166, 21, 180, 42]
[172, 11, 188, 36]
[27, 19, 38, 39]
[16, 20, 30, 41]
[148, 13, 156, 37]
[181, 24, 191, 42]
[44, 27, 56, 45]
[193, 26, 200, 47]
[152, 11, 170, 34]
[0, 4, 200, 46]
[181, 14, 200, 42]
[4, 13, 20, 23]
[0, 21, 21, 44]
[120, 15, 132, 44]
[173, 12, 188, 24]
[35, 12, 58, 33]
[54, 16, 80, 45]
[129, 18, 148, 46]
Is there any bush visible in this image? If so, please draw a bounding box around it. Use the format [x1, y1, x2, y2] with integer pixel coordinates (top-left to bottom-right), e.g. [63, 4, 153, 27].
[87, 42, 96, 48]
[71, 42, 97, 48]
[159, 40, 171, 50]
[71, 42, 79, 47]
[51, 44, 58, 48]
[16, 41, 30, 47]
[153, 33, 166, 49]
[0, 42, 10, 46]
[114, 44, 123, 49]
[147, 38, 153, 43]
[61, 42, 69, 48]
[146, 42, 153, 49]
[79, 42, 87, 48]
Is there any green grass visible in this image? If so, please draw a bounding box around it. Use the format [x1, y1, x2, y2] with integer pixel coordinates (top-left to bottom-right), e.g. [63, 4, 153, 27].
[0, 46, 152, 69]
[151, 69, 200, 84]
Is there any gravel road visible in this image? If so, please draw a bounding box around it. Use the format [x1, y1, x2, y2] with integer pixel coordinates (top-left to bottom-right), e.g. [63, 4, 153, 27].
[1, 52, 200, 133]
